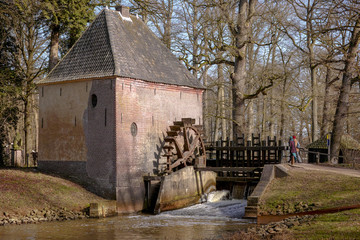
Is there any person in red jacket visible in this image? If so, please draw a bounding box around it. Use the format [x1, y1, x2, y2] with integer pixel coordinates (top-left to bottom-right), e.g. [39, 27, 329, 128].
[289, 136, 297, 164]
[293, 136, 302, 163]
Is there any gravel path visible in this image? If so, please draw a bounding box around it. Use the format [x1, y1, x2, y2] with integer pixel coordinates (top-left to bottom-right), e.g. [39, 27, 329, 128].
[285, 163, 360, 178]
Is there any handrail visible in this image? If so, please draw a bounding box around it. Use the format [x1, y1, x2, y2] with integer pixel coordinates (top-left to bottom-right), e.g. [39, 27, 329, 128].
[298, 148, 343, 164]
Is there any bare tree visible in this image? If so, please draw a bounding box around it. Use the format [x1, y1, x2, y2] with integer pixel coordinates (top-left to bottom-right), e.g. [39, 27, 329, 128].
[331, 3, 360, 163]
[5, 0, 47, 166]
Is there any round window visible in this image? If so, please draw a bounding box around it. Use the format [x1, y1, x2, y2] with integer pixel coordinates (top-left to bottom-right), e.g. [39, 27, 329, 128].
[91, 94, 97, 108]
[131, 122, 138, 136]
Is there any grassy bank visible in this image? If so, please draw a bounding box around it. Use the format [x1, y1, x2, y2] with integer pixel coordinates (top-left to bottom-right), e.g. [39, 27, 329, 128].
[0, 168, 104, 216]
[259, 167, 360, 215]
[259, 166, 360, 239]
[223, 166, 360, 239]
[291, 208, 360, 239]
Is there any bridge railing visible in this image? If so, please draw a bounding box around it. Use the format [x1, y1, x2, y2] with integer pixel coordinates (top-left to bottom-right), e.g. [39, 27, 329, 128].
[299, 148, 345, 164]
[205, 134, 286, 168]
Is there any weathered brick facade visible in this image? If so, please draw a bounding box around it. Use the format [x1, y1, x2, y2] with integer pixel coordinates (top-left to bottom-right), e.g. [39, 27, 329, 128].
[38, 77, 203, 212]
[115, 77, 202, 212]
[38, 79, 117, 198]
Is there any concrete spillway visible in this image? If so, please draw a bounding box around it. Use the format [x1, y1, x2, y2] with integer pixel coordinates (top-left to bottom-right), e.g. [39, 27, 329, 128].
[144, 166, 217, 214]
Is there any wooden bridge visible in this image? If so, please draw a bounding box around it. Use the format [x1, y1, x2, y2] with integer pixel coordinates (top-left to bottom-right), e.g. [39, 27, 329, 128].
[195, 134, 287, 196]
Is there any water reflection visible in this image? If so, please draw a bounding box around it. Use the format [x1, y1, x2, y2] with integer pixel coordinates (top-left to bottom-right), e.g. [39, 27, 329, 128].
[0, 200, 255, 240]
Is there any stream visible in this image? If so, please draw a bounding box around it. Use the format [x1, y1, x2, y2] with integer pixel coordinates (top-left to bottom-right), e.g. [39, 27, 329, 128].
[0, 199, 255, 240]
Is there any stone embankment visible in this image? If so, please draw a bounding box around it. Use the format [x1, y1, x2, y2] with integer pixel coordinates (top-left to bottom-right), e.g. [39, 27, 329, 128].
[260, 201, 317, 216]
[247, 215, 316, 238]
[0, 208, 88, 226]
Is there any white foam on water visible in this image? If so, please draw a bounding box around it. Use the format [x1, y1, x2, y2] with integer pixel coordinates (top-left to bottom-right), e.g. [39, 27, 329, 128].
[158, 199, 248, 220]
[206, 190, 231, 202]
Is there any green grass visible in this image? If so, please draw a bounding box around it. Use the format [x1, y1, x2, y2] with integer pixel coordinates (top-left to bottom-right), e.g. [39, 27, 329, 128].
[0, 169, 104, 215]
[291, 209, 360, 240]
[259, 168, 360, 215]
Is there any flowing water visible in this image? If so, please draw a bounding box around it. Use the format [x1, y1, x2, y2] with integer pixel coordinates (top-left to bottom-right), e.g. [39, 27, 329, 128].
[0, 199, 255, 240]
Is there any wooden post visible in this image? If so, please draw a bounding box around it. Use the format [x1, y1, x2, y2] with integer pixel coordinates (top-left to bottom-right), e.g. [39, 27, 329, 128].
[247, 140, 252, 167]
[316, 152, 320, 164]
[278, 140, 282, 164]
[262, 140, 266, 165]
[327, 134, 331, 163]
[230, 140, 235, 169]
[216, 140, 220, 167]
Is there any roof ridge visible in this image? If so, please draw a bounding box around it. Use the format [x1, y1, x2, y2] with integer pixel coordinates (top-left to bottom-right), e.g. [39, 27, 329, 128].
[104, 9, 118, 76]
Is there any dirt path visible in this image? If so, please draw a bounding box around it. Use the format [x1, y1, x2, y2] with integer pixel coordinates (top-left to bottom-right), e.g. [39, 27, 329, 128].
[285, 163, 360, 177]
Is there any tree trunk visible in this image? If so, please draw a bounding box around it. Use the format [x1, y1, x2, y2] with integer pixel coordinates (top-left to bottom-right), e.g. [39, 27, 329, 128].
[232, 0, 256, 139]
[330, 16, 360, 164]
[247, 101, 254, 140]
[214, 100, 220, 142]
[279, 76, 287, 140]
[310, 64, 319, 141]
[320, 66, 332, 137]
[219, 64, 226, 140]
[203, 67, 211, 142]
[48, 24, 60, 71]
[162, 0, 173, 49]
[23, 98, 29, 167]
[261, 95, 266, 137]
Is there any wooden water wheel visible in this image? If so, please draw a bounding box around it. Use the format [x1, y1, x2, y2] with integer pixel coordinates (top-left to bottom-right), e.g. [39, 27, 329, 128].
[162, 118, 206, 173]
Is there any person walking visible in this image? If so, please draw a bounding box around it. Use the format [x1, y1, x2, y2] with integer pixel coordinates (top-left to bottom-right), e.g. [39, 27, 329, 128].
[293, 136, 302, 163]
[289, 136, 297, 165]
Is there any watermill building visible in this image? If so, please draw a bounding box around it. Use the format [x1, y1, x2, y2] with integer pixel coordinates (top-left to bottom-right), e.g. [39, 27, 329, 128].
[37, 6, 204, 213]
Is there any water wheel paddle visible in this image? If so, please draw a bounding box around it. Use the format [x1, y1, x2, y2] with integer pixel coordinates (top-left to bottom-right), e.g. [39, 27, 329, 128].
[162, 118, 206, 173]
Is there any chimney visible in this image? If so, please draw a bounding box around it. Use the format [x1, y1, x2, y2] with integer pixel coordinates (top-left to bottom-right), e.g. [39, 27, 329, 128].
[116, 6, 130, 18]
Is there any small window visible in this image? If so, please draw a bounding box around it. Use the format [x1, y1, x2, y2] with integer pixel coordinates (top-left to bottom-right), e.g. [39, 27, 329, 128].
[41, 118, 44, 128]
[41, 87, 44, 97]
[131, 122, 137, 137]
[154, 88, 156, 95]
[91, 94, 97, 108]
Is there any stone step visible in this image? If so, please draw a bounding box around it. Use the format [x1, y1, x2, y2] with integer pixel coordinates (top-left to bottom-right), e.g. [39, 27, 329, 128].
[243, 206, 258, 219]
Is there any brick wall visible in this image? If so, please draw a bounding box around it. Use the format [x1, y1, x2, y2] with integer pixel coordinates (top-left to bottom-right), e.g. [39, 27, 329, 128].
[115, 77, 203, 212]
[38, 81, 91, 161]
[38, 79, 117, 199]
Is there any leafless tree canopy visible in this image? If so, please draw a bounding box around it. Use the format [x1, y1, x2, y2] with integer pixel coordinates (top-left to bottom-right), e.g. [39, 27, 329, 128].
[1, 0, 359, 164]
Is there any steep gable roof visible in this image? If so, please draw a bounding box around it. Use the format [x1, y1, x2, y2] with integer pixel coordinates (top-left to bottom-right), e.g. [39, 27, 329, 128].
[306, 134, 360, 150]
[39, 9, 203, 89]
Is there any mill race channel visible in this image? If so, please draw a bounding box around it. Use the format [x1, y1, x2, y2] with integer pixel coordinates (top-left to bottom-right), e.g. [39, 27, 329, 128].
[0, 199, 255, 240]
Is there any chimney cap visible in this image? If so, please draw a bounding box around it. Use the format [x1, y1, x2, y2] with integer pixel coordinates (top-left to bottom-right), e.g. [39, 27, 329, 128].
[115, 5, 130, 18]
